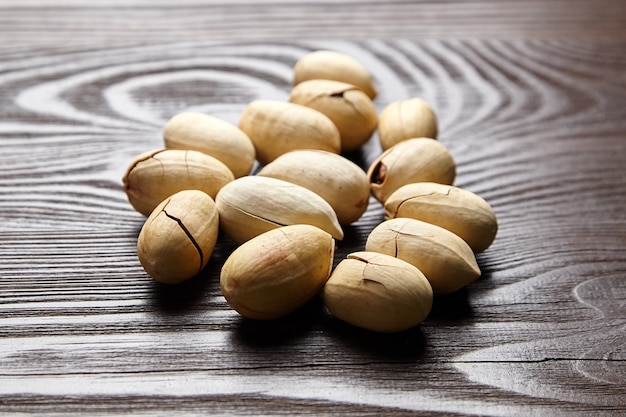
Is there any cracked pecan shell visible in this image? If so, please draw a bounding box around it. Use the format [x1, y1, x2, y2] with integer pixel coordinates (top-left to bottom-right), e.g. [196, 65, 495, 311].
[137, 189, 219, 284]
[365, 218, 480, 295]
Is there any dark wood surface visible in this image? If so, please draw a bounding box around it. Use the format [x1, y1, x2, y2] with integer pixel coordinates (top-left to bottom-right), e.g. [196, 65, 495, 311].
[1, 1, 625, 416]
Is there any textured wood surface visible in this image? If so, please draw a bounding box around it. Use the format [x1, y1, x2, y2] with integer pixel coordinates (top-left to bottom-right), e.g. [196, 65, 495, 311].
[1, 2, 626, 416]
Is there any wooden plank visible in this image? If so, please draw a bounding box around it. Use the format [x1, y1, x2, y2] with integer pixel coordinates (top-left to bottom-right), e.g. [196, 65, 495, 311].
[0, 3, 625, 415]
[0, 0, 625, 50]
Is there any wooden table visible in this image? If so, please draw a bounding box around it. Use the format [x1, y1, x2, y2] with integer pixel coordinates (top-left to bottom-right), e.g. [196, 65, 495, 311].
[1, 1, 625, 415]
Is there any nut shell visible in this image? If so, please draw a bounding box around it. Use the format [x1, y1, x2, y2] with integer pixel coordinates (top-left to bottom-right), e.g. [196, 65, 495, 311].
[122, 149, 235, 217]
[378, 97, 438, 151]
[293, 50, 377, 99]
[215, 175, 344, 244]
[220, 224, 335, 320]
[323, 251, 433, 333]
[289, 79, 378, 151]
[368, 138, 456, 204]
[384, 182, 498, 253]
[137, 190, 219, 284]
[163, 112, 256, 177]
[365, 218, 480, 295]
[238, 100, 341, 166]
[257, 150, 370, 225]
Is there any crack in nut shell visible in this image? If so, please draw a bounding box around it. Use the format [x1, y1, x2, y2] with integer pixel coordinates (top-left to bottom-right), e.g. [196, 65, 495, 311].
[161, 208, 205, 269]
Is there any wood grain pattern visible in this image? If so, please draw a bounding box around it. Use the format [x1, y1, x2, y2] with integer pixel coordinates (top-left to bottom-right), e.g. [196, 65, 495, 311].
[1, 2, 626, 415]
[2, 0, 626, 46]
